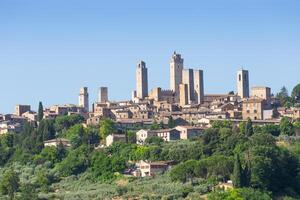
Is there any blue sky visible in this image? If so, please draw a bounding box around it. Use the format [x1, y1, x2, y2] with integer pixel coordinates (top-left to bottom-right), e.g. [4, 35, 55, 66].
[1, 0, 300, 113]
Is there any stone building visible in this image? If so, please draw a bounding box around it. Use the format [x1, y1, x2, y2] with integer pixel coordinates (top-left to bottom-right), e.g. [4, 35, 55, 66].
[194, 69, 204, 104]
[99, 87, 108, 103]
[251, 86, 271, 100]
[175, 125, 204, 139]
[79, 87, 89, 112]
[237, 69, 249, 99]
[242, 98, 272, 120]
[179, 84, 189, 107]
[15, 105, 31, 116]
[106, 134, 126, 146]
[170, 52, 184, 101]
[134, 160, 174, 177]
[148, 87, 175, 103]
[136, 128, 180, 145]
[44, 138, 71, 148]
[136, 61, 148, 99]
[182, 69, 195, 104]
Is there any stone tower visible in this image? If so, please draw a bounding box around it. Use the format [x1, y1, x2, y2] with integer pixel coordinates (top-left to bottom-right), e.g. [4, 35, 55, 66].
[79, 87, 89, 112]
[182, 69, 194, 104]
[237, 69, 249, 99]
[136, 60, 148, 99]
[179, 84, 189, 107]
[98, 87, 108, 103]
[194, 69, 204, 104]
[170, 51, 184, 101]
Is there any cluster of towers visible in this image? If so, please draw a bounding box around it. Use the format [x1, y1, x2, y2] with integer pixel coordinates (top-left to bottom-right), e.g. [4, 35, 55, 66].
[134, 51, 205, 106]
[170, 52, 204, 105]
[78, 53, 250, 113]
[78, 86, 108, 112]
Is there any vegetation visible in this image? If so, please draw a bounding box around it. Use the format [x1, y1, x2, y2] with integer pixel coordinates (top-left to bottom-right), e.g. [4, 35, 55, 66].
[1, 114, 300, 199]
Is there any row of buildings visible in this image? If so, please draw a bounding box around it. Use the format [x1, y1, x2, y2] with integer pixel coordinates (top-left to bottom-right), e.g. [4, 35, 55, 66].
[1, 52, 299, 135]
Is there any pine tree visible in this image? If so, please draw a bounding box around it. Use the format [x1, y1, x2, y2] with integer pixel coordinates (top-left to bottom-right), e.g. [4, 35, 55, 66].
[233, 154, 242, 188]
[38, 102, 44, 122]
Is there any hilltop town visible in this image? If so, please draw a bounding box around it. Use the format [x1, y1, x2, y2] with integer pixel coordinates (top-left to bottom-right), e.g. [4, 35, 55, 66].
[1, 52, 300, 200]
[1, 52, 299, 135]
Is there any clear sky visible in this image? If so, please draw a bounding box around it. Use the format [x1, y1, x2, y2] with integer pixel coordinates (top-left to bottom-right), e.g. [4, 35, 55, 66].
[1, 0, 300, 113]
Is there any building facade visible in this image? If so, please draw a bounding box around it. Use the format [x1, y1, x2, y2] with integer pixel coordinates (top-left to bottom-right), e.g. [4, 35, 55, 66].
[15, 105, 31, 116]
[194, 69, 204, 104]
[251, 86, 271, 100]
[136, 61, 148, 99]
[242, 98, 269, 120]
[179, 84, 189, 107]
[99, 87, 108, 103]
[237, 69, 249, 99]
[79, 87, 89, 112]
[170, 52, 184, 101]
[182, 69, 194, 104]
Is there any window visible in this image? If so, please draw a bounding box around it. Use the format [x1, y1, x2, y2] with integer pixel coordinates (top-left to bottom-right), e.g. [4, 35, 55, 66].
[239, 74, 241, 81]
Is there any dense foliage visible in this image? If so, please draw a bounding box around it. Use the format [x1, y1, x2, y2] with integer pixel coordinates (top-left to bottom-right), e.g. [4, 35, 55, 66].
[1, 114, 300, 199]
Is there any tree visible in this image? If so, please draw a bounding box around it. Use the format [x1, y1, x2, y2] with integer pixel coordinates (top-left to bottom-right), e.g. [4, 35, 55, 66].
[99, 119, 116, 141]
[233, 154, 243, 188]
[38, 101, 44, 122]
[126, 130, 136, 144]
[65, 124, 85, 148]
[245, 118, 253, 136]
[261, 124, 280, 136]
[91, 151, 114, 181]
[150, 120, 160, 130]
[276, 86, 290, 106]
[0, 169, 20, 200]
[55, 145, 91, 176]
[208, 188, 272, 200]
[144, 136, 164, 145]
[19, 184, 38, 200]
[170, 160, 198, 183]
[54, 114, 85, 133]
[292, 83, 300, 102]
[167, 116, 175, 128]
[212, 120, 233, 129]
[37, 119, 55, 142]
[280, 117, 294, 136]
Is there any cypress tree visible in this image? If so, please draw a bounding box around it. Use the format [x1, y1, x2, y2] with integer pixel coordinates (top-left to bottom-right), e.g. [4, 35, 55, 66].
[38, 102, 44, 122]
[168, 116, 175, 128]
[245, 118, 254, 136]
[233, 154, 242, 188]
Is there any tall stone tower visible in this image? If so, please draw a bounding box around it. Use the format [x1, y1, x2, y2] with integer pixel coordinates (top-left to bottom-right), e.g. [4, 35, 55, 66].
[179, 84, 189, 107]
[98, 87, 108, 103]
[182, 69, 194, 104]
[136, 60, 148, 99]
[170, 52, 184, 101]
[237, 69, 249, 99]
[194, 69, 204, 104]
[79, 87, 89, 112]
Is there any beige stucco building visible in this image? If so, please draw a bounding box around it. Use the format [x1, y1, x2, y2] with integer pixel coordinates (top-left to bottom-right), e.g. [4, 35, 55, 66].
[15, 105, 31, 116]
[242, 98, 269, 120]
[251, 86, 271, 100]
